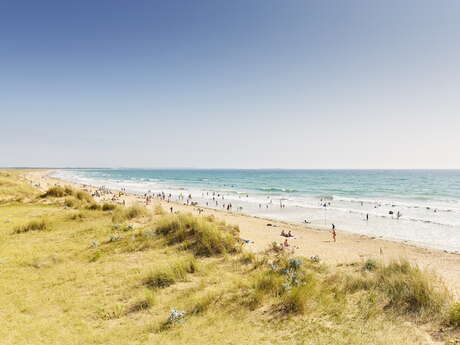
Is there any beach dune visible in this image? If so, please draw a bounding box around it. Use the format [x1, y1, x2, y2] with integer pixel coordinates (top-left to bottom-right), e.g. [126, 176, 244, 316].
[26, 170, 460, 298]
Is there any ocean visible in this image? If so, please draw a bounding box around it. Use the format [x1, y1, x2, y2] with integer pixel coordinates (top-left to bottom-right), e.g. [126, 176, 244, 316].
[52, 169, 460, 252]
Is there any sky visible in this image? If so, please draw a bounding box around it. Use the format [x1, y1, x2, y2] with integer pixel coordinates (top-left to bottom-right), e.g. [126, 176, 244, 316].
[1, 0, 460, 169]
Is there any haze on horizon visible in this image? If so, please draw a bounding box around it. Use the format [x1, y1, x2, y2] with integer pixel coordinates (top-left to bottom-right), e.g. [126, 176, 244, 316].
[1, 1, 460, 169]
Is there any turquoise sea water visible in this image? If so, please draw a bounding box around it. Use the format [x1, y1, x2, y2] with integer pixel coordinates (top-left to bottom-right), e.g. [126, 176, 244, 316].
[54, 169, 460, 252]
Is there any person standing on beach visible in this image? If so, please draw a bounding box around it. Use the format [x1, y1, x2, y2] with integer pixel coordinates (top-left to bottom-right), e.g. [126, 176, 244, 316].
[366, 213, 369, 221]
[331, 224, 336, 242]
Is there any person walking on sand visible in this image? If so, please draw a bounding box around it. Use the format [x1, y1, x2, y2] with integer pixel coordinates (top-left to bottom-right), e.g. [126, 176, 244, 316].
[331, 224, 336, 242]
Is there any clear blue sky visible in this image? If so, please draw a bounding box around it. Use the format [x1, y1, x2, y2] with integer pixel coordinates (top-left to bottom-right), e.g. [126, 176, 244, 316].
[1, 0, 459, 168]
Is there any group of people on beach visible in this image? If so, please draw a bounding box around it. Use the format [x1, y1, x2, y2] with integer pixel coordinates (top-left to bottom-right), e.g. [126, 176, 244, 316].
[91, 186, 126, 205]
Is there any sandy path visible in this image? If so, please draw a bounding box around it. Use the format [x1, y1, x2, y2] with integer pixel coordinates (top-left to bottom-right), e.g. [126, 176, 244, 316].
[25, 170, 460, 298]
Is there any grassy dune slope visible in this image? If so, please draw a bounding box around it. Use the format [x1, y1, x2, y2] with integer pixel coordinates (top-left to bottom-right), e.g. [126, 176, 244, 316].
[0, 170, 459, 345]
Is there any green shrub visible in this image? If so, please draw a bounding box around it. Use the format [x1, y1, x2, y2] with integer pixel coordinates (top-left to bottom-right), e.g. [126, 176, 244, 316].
[13, 218, 50, 234]
[448, 302, 460, 327]
[156, 213, 240, 256]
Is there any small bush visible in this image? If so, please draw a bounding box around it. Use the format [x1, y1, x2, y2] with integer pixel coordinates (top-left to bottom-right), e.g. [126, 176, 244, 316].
[13, 218, 50, 234]
[144, 257, 197, 289]
[162, 308, 186, 329]
[102, 202, 117, 211]
[448, 302, 460, 327]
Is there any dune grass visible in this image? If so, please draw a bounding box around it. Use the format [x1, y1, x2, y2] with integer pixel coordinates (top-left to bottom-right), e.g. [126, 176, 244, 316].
[154, 204, 166, 215]
[41, 185, 74, 198]
[156, 213, 240, 256]
[144, 255, 197, 289]
[340, 259, 450, 319]
[102, 202, 117, 211]
[112, 204, 149, 223]
[13, 217, 50, 234]
[0, 170, 38, 203]
[0, 170, 458, 345]
[449, 303, 460, 327]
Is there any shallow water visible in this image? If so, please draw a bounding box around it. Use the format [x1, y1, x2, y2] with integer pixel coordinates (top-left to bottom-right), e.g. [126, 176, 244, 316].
[53, 169, 460, 252]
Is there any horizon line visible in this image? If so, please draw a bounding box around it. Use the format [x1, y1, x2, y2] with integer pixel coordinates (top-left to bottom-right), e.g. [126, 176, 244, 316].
[2, 167, 460, 171]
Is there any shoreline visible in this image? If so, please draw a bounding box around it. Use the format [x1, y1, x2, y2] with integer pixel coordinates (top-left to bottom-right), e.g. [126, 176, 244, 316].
[25, 170, 460, 298]
[51, 169, 460, 254]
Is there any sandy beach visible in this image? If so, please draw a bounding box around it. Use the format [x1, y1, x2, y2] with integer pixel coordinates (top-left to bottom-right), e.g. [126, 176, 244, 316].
[26, 170, 460, 298]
